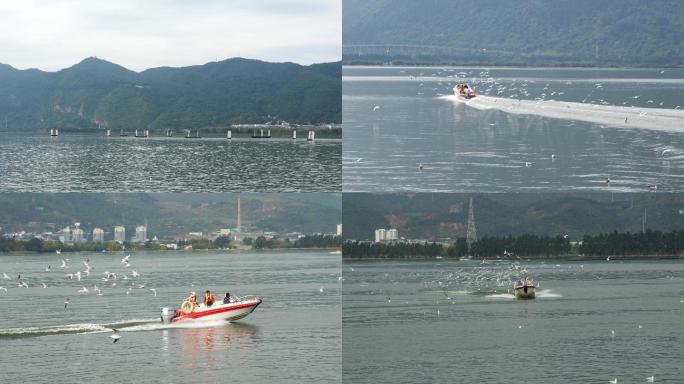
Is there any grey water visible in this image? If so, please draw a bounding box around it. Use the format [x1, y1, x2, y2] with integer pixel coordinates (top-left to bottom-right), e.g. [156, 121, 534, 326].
[0, 134, 341, 192]
[0, 250, 341, 384]
[343, 259, 684, 383]
[343, 66, 684, 192]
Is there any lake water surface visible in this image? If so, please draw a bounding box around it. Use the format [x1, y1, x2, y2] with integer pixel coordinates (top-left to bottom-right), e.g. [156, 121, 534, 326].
[0, 250, 341, 384]
[0, 134, 341, 192]
[343, 258, 684, 383]
[343, 66, 684, 192]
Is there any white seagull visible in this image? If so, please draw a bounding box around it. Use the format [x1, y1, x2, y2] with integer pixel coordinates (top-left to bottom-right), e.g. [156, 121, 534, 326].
[78, 286, 89, 294]
[110, 329, 121, 343]
[149, 288, 157, 297]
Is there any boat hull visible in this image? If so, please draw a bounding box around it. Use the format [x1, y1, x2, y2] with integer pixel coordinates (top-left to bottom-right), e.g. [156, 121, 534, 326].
[169, 298, 262, 323]
[514, 287, 536, 299]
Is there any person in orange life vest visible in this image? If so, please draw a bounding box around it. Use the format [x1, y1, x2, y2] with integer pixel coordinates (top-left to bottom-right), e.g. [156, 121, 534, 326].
[203, 290, 215, 306]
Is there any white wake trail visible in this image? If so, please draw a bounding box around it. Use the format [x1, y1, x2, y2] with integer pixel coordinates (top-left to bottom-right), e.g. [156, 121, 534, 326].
[441, 95, 684, 133]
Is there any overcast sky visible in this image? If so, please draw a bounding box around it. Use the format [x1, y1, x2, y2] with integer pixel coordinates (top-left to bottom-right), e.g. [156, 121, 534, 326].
[0, 0, 341, 71]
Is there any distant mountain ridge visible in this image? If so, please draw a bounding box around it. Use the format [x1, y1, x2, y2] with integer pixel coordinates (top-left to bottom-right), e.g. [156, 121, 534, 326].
[343, 0, 684, 66]
[0, 57, 341, 132]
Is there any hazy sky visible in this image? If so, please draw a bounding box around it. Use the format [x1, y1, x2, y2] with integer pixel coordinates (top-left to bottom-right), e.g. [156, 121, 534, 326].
[0, 0, 341, 71]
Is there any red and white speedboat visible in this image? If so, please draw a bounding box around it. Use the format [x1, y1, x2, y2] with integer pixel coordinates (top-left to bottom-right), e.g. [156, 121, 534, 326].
[513, 279, 536, 299]
[161, 296, 262, 324]
[454, 83, 477, 100]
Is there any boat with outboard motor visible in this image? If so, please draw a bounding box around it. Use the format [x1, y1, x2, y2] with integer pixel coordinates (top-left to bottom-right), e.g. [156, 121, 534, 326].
[453, 83, 477, 100]
[513, 278, 536, 299]
[161, 295, 262, 324]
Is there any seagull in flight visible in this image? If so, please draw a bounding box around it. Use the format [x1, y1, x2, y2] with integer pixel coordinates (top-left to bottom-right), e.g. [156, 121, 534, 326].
[110, 329, 121, 343]
[149, 288, 157, 297]
[121, 254, 131, 264]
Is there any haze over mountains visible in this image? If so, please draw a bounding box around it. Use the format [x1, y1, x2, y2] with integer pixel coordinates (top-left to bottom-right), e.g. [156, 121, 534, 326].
[343, 0, 684, 66]
[0, 57, 341, 132]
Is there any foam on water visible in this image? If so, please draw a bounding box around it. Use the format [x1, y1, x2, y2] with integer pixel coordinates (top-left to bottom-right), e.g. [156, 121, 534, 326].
[0, 323, 110, 339]
[440, 95, 684, 132]
[0, 317, 235, 338]
[536, 289, 562, 298]
[485, 293, 516, 299]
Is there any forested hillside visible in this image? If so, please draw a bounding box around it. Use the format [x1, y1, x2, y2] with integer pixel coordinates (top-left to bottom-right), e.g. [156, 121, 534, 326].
[0, 57, 341, 132]
[343, 0, 684, 66]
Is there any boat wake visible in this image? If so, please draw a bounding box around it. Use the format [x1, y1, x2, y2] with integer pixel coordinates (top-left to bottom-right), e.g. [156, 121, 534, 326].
[536, 289, 562, 298]
[439, 94, 684, 132]
[484, 289, 561, 300]
[0, 318, 231, 339]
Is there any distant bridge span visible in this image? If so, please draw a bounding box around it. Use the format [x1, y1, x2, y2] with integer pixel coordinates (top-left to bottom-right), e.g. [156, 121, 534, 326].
[342, 44, 515, 57]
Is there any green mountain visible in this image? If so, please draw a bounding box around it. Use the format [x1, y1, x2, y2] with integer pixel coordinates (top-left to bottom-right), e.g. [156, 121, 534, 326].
[0, 193, 341, 237]
[343, 0, 684, 66]
[343, 193, 684, 241]
[0, 57, 341, 132]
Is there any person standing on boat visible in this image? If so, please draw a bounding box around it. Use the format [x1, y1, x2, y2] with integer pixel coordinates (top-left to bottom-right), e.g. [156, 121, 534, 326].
[223, 292, 231, 304]
[204, 290, 215, 307]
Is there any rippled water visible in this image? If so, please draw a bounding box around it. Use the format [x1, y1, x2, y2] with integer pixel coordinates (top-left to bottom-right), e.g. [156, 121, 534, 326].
[0, 134, 341, 192]
[343, 259, 684, 383]
[0, 250, 341, 384]
[343, 66, 684, 192]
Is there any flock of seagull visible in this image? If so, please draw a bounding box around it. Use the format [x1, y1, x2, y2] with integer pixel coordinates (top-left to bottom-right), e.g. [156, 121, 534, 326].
[1, 251, 156, 310]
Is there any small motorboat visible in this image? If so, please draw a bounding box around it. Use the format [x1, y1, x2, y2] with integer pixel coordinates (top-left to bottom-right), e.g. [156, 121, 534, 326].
[513, 278, 536, 299]
[161, 295, 262, 324]
[454, 83, 477, 100]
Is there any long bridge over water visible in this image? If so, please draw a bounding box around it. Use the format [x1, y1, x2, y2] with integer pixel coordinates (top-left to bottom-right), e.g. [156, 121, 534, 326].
[342, 44, 515, 57]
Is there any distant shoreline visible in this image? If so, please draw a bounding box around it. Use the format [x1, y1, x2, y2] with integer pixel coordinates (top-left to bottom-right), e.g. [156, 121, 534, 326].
[343, 254, 684, 261]
[0, 247, 341, 255]
[1, 124, 342, 139]
[342, 61, 684, 69]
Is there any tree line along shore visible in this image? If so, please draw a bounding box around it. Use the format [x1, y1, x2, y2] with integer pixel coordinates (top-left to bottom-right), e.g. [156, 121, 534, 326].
[342, 230, 684, 259]
[0, 234, 341, 253]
